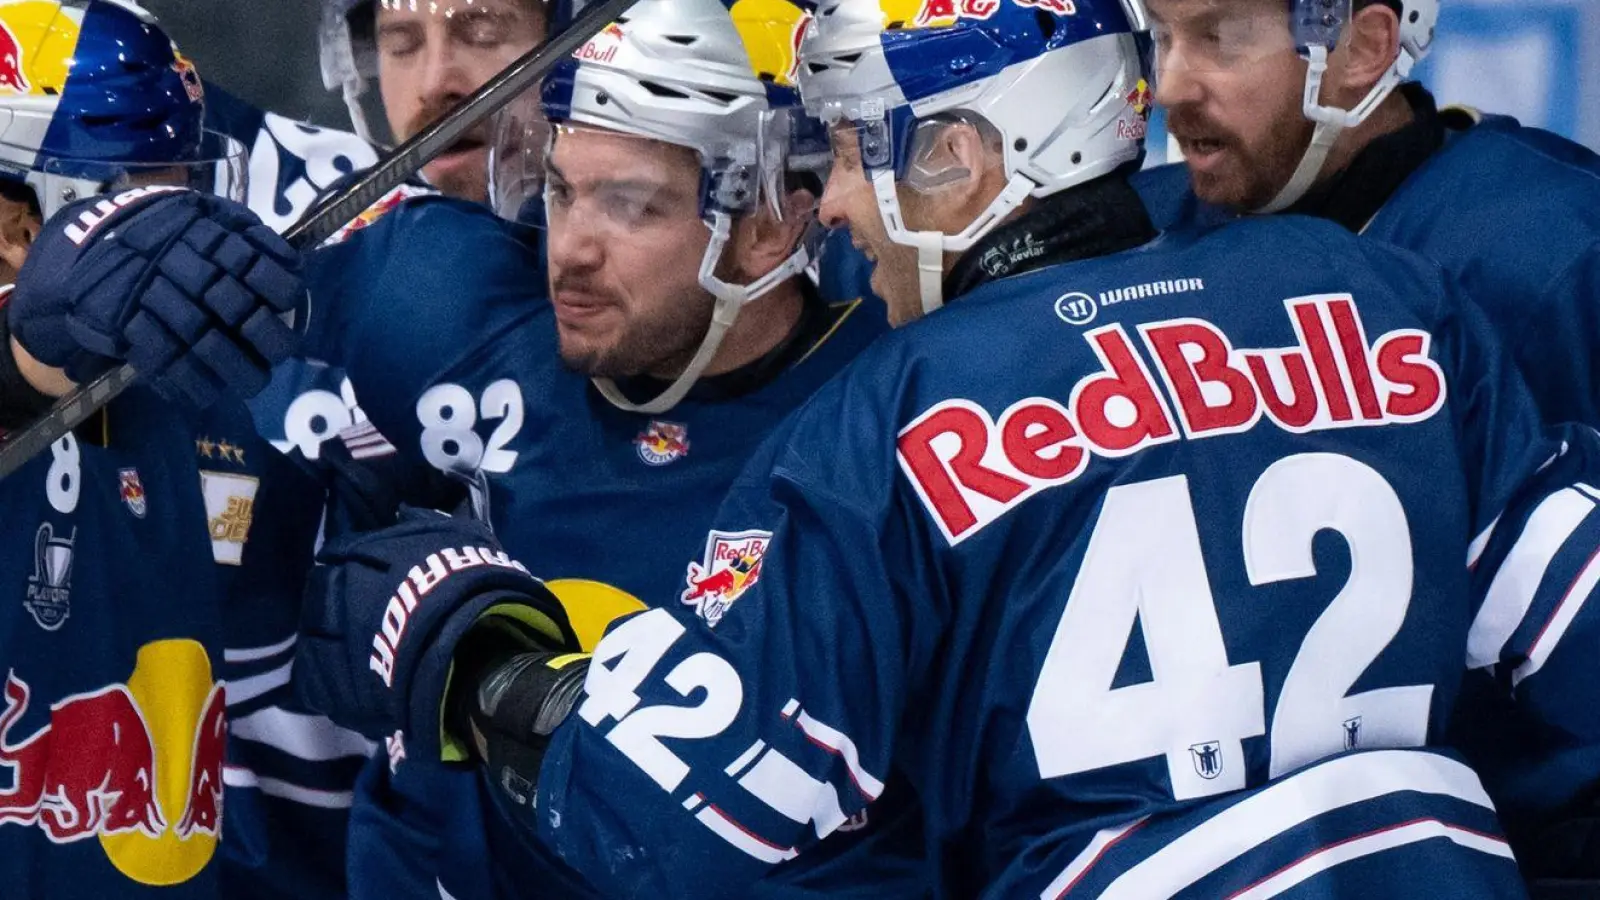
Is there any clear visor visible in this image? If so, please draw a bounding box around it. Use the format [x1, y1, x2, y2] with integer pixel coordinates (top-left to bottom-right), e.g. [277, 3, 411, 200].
[493, 108, 825, 231]
[1150, 1, 1315, 78]
[487, 85, 550, 226]
[816, 104, 992, 213]
[28, 129, 248, 223]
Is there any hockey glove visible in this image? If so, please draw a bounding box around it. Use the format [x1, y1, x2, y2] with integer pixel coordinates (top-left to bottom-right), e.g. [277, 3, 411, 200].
[9, 187, 305, 408]
[294, 506, 580, 763]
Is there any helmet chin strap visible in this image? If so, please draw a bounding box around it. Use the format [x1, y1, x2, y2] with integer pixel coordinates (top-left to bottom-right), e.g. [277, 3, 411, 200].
[870, 168, 1034, 316]
[1255, 42, 1416, 214]
[592, 210, 811, 415]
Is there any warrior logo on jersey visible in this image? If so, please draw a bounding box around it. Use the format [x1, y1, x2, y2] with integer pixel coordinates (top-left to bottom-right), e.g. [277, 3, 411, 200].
[1190, 741, 1223, 780]
[23, 523, 74, 631]
[118, 468, 147, 518]
[1343, 716, 1363, 750]
[682, 530, 770, 626]
[636, 420, 690, 466]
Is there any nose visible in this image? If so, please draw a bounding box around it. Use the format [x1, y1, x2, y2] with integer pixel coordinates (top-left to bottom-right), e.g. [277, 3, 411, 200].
[417, 33, 473, 110]
[546, 206, 605, 273]
[817, 170, 856, 232]
[1151, 50, 1204, 109]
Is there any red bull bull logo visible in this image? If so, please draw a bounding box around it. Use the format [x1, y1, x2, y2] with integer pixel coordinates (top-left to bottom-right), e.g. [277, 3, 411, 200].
[0, 18, 29, 93]
[0, 1, 85, 98]
[681, 529, 772, 627]
[879, 0, 1073, 28]
[1116, 78, 1153, 140]
[731, 0, 812, 87]
[574, 21, 625, 64]
[0, 640, 225, 886]
[634, 420, 690, 466]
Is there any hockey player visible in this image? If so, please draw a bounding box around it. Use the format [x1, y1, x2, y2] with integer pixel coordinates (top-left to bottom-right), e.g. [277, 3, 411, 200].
[0, 2, 311, 897]
[1135, 0, 1600, 427]
[293, 0, 1600, 897]
[292, 0, 923, 896]
[320, 0, 549, 202]
[1135, 0, 1600, 880]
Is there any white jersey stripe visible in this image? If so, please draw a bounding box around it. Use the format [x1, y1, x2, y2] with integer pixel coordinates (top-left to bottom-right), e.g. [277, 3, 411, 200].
[225, 660, 294, 706]
[1095, 751, 1495, 900]
[787, 704, 885, 800]
[736, 747, 848, 838]
[1041, 816, 1149, 899]
[230, 706, 377, 761]
[1513, 542, 1600, 688]
[1467, 488, 1594, 669]
[223, 765, 355, 809]
[694, 803, 799, 864]
[1227, 818, 1512, 900]
[224, 632, 297, 663]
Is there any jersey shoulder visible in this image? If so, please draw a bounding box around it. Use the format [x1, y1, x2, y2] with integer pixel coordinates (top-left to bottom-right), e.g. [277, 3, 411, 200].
[1379, 113, 1600, 265]
[306, 197, 548, 362]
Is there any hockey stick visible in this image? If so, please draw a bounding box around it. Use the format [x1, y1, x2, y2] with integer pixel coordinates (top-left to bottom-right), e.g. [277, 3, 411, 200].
[0, 0, 634, 480]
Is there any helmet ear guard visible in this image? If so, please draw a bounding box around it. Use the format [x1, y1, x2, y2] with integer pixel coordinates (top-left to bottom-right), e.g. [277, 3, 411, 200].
[1256, 0, 1436, 212]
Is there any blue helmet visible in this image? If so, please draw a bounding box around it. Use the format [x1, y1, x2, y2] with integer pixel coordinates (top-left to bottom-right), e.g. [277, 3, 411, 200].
[0, 0, 243, 221]
[797, 0, 1150, 314]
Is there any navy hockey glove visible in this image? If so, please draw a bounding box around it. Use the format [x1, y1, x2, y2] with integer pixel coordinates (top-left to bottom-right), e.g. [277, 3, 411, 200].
[294, 507, 580, 763]
[9, 187, 305, 408]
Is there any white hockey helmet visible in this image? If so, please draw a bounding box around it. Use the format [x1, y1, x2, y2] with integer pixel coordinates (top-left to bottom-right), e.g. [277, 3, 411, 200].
[796, 0, 1151, 315]
[508, 0, 827, 414]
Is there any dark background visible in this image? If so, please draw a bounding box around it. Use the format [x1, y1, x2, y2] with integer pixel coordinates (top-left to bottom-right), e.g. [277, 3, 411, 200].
[142, 0, 355, 132]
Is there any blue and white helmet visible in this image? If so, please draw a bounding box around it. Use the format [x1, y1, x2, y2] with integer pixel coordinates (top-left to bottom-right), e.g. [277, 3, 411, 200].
[520, 0, 828, 414]
[1256, 0, 1439, 211]
[797, 0, 1150, 315]
[0, 0, 244, 222]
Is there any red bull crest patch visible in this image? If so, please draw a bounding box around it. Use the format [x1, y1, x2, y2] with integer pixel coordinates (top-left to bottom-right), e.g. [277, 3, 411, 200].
[681, 529, 771, 627]
[635, 420, 690, 466]
[118, 468, 146, 518]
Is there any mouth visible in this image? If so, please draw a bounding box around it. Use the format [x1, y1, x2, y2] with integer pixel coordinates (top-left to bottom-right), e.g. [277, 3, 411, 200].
[553, 290, 614, 323]
[852, 241, 878, 263]
[1173, 134, 1229, 166]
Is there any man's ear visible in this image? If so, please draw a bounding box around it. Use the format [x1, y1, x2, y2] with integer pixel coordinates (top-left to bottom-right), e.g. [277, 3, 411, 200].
[1325, 1, 1402, 108]
[727, 186, 816, 282]
[901, 119, 1007, 232]
[0, 195, 38, 275]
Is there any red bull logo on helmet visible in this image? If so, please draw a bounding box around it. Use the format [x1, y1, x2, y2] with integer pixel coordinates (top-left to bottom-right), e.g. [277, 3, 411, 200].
[0, 639, 225, 886]
[574, 21, 624, 64]
[731, 0, 812, 88]
[879, 0, 1073, 28]
[681, 529, 771, 627]
[0, 1, 84, 97]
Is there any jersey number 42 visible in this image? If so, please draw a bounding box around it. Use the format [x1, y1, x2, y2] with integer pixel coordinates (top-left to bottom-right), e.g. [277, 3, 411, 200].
[1026, 452, 1433, 800]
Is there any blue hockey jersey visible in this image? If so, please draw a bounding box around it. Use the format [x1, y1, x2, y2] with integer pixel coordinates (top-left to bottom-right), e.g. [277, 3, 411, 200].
[302, 197, 927, 899]
[1131, 97, 1600, 854]
[525, 215, 1600, 899]
[202, 86, 383, 900]
[1132, 102, 1600, 427]
[0, 384, 319, 899]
